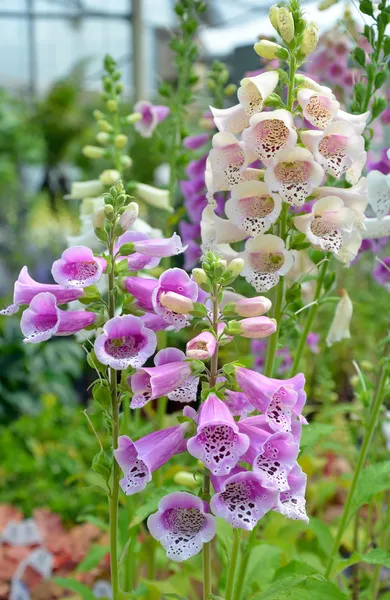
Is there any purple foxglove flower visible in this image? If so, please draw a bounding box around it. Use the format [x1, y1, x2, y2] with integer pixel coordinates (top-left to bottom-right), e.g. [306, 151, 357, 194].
[210, 469, 278, 530]
[183, 133, 210, 150]
[233, 296, 272, 318]
[51, 246, 107, 288]
[147, 491, 216, 562]
[251, 339, 292, 374]
[180, 177, 205, 201]
[94, 315, 156, 370]
[185, 193, 208, 223]
[20, 292, 96, 343]
[306, 332, 320, 354]
[115, 232, 160, 271]
[186, 331, 216, 360]
[224, 389, 254, 419]
[179, 221, 201, 244]
[373, 256, 390, 289]
[134, 100, 170, 138]
[186, 154, 208, 179]
[123, 277, 158, 312]
[140, 312, 168, 332]
[187, 394, 250, 475]
[152, 268, 199, 330]
[240, 414, 303, 447]
[275, 463, 309, 523]
[115, 426, 187, 495]
[0, 266, 84, 316]
[236, 367, 307, 432]
[239, 316, 277, 339]
[119, 202, 139, 231]
[129, 232, 186, 259]
[130, 347, 199, 408]
[252, 431, 299, 492]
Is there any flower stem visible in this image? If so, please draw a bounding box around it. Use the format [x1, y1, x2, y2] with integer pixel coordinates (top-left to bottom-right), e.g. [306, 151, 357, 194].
[290, 258, 329, 376]
[225, 529, 241, 600]
[233, 527, 257, 600]
[372, 492, 390, 598]
[324, 360, 389, 580]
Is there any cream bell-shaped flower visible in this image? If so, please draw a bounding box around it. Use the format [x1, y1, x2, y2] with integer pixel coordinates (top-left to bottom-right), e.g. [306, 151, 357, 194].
[264, 146, 324, 207]
[297, 88, 340, 130]
[209, 104, 249, 135]
[301, 121, 366, 184]
[242, 109, 298, 164]
[201, 206, 247, 245]
[226, 180, 282, 236]
[200, 207, 240, 263]
[240, 234, 294, 292]
[334, 109, 370, 136]
[326, 290, 353, 347]
[335, 230, 362, 266]
[367, 169, 390, 220]
[362, 216, 390, 239]
[237, 71, 279, 117]
[313, 178, 368, 229]
[294, 74, 335, 98]
[294, 196, 357, 255]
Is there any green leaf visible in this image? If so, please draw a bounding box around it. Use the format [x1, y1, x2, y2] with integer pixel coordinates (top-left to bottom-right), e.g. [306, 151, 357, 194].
[215, 518, 233, 566]
[273, 561, 320, 580]
[76, 515, 110, 532]
[243, 544, 283, 595]
[92, 450, 112, 483]
[308, 517, 334, 557]
[253, 575, 348, 599]
[353, 47, 366, 67]
[92, 382, 111, 410]
[359, 0, 374, 16]
[360, 548, 390, 568]
[348, 460, 390, 522]
[163, 595, 188, 600]
[285, 283, 302, 305]
[300, 423, 335, 453]
[375, 71, 387, 90]
[118, 242, 135, 255]
[52, 577, 96, 600]
[76, 544, 109, 572]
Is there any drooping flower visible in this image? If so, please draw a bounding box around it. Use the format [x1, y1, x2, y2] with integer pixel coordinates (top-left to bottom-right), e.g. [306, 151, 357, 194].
[51, 246, 107, 288]
[225, 181, 282, 236]
[301, 121, 366, 184]
[94, 315, 156, 370]
[115, 426, 188, 495]
[294, 196, 357, 256]
[210, 469, 278, 530]
[236, 367, 307, 432]
[367, 168, 390, 220]
[120, 232, 186, 259]
[140, 312, 168, 332]
[252, 430, 299, 492]
[264, 146, 324, 207]
[335, 109, 370, 135]
[115, 231, 160, 271]
[240, 234, 294, 292]
[118, 202, 139, 231]
[183, 133, 210, 150]
[135, 183, 172, 212]
[70, 180, 104, 199]
[200, 206, 247, 247]
[237, 316, 277, 339]
[130, 347, 200, 408]
[373, 257, 390, 289]
[20, 292, 96, 343]
[133, 100, 170, 138]
[152, 268, 199, 330]
[251, 339, 292, 374]
[274, 463, 309, 523]
[186, 331, 216, 360]
[0, 266, 84, 316]
[313, 177, 368, 228]
[147, 492, 216, 562]
[187, 394, 250, 476]
[232, 295, 272, 317]
[224, 389, 254, 419]
[242, 109, 297, 163]
[209, 104, 249, 135]
[326, 289, 353, 347]
[297, 88, 340, 130]
[206, 132, 257, 196]
[306, 332, 320, 354]
[237, 71, 279, 117]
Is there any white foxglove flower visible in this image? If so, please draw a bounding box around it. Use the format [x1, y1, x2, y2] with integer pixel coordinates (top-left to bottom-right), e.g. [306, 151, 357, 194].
[135, 183, 172, 212]
[314, 178, 368, 229]
[326, 290, 353, 347]
[362, 216, 390, 239]
[69, 180, 104, 199]
[301, 121, 366, 184]
[237, 71, 279, 117]
[367, 169, 390, 220]
[336, 230, 362, 266]
[240, 234, 294, 292]
[334, 109, 370, 135]
[226, 180, 282, 236]
[242, 109, 298, 164]
[201, 206, 247, 245]
[295, 74, 335, 98]
[264, 146, 324, 207]
[297, 88, 340, 130]
[209, 104, 249, 135]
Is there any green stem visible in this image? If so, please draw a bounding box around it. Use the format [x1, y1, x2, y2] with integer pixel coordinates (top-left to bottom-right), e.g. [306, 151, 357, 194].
[372, 492, 390, 599]
[225, 529, 241, 600]
[234, 527, 258, 600]
[287, 53, 296, 111]
[362, 21, 385, 114]
[325, 361, 389, 580]
[290, 258, 329, 376]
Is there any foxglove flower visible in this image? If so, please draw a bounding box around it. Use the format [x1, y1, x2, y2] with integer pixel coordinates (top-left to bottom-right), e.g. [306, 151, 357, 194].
[275, 463, 309, 523]
[115, 232, 160, 271]
[326, 289, 352, 347]
[133, 100, 170, 138]
[237, 71, 279, 117]
[301, 122, 366, 183]
[367, 168, 390, 220]
[201, 206, 247, 246]
[140, 312, 168, 332]
[20, 292, 96, 343]
[160, 292, 194, 315]
[232, 295, 272, 317]
[265, 147, 324, 207]
[186, 331, 216, 360]
[123, 276, 158, 312]
[297, 88, 340, 129]
[295, 74, 334, 97]
[210, 103, 249, 135]
[152, 268, 199, 330]
[183, 133, 210, 150]
[236, 367, 307, 432]
[135, 183, 172, 212]
[225, 181, 282, 236]
[335, 109, 370, 135]
[210, 469, 278, 530]
[147, 492, 216, 562]
[0, 266, 83, 316]
[94, 315, 156, 370]
[314, 177, 368, 228]
[242, 109, 297, 163]
[51, 246, 107, 288]
[373, 257, 390, 289]
[70, 179, 104, 199]
[187, 394, 250, 476]
[252, 431, 299, 492]
[294, 196, 357, 255]
[115, 426, 187, 495]
[122, 232, 185, 259]
[130, 347, 199, 408]
[240, 234, 294, 292]
[238, 316, 277, 339]
[224, 389, 254, 419]
[307, 332, 320, 354]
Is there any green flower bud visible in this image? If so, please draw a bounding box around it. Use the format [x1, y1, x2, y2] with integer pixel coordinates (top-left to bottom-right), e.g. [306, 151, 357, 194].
[96, 131, 110, 145]
[93, 109, 105, 120]
[192, 268, 211, 291]
[126, 112, 142, 124]
[173, 471, 198, 488]
[120, 155, 133, 169]
[277, 7, 295, 43]
[224, 83, 237, 96]
[301, 22, 319, 56]
[106, 99, 118, 112]
[82, 145, 105, 159]
[254, 40, 288, 60]
[114, 134, 128, 149]
[99, 169, 121, 186]
[269, 5, 280, 31]
[93, 207, 106, 229]
[97, 119, 114, 133]
[104, 204, 114, 220]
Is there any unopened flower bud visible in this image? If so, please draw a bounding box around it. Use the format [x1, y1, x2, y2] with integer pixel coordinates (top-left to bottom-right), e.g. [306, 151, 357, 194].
[269, 5, 280, 31]
[239, 316, 277, 339]
[198, 116, 215, 131]
[119, 202, 139, 231]
[97, 119, 114, 133]
[301, 22, 319, 56]
[233, 296, 272, 318]
[106, 99, 118, 112]
[135, 183, 172, 212]
[99, 169, 121, 186]
[104, 204, 114, 220]
[173, 471, 198, 488]
[126, 112, 142, 124]
[93, 110, 105, 120]
[70, 179, 104, 199]
[224, 83, 237, 97]
[277, 7, 295, 43]
[192, 268, 209, 289]
[96, 131, 110, 145]
[82, 145, 105, 159]
[326, 289, 352, 347]
[254, 40, 288, 60]
[115, 134, 128, 149]
[160, 292, 194, 314]
[186, 331, 216, 360]
[93, 207, 106, 229]
[120, 155, 133, 169]
[224, 258, 245, 280]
